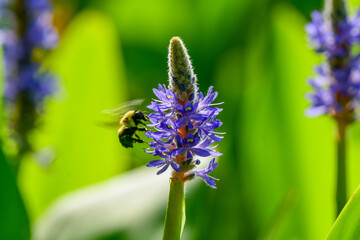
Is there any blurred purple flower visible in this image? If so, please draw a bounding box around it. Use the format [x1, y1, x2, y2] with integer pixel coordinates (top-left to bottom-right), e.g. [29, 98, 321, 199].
[26, 11, 58, 49]
[305, 9, 360, 120]
[25, 0, 52, 10]
[1, 0, 58, 108]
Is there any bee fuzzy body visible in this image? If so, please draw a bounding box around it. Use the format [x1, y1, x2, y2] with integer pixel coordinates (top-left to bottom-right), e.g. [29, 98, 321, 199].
[118, 126, 137, 148]
[117, 110, 148, 148]
[120, 110, 137, 127]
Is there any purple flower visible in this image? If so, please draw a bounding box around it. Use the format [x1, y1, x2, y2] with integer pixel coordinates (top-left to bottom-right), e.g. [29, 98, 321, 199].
[197, 86, 222, 112]
[148, 84, 179, 115]
[26, 11, 58, 49]
[306, 10, 352, 58]
[350, 11, 360, 43]
[146, 150, 181, 175]
[1, 0, 58, 107]
[195, 111, 224, 141]
[145, 37, 224, 188]
[154, 119, 178, 142]
[305, 9, 360, 120]
[306, 11, 332, 53]
[175, 102, 205, 129]
[145, 132, 175, 154]
[25, 0, 52, 10]
[18, 65, 57, 103]
[171, 133, 214, 157]
[191, 159, 219, 189]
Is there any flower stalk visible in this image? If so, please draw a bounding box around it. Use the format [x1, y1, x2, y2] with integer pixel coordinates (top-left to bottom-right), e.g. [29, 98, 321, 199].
[336, 118, 347, 215]
[162, 178, 185, 240]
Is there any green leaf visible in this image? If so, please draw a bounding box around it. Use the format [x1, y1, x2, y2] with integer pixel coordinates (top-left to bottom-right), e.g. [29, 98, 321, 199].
[326, 185, 360, 240]
[0, 147, 30, 239]
[162, 178, 185, 240]
[34, 167, 172, 240]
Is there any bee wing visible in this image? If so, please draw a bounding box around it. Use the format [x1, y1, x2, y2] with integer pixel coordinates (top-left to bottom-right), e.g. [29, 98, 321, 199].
[95, 121, 121, 129]
[102, 99, 145, 119]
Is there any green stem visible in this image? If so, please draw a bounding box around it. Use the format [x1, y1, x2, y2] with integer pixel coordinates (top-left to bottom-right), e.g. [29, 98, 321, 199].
[162, 178, 185, 240]
[336, 120, 347, 216]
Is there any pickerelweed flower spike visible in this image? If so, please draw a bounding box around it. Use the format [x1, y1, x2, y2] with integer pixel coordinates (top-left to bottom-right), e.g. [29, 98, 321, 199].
[0, 0, 58, 169]
[146, 37, 223, 189]
[305, 0, 359, 216]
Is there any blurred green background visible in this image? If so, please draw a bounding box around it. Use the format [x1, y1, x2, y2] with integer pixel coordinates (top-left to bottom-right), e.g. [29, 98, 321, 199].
[3, 0, 360, 239]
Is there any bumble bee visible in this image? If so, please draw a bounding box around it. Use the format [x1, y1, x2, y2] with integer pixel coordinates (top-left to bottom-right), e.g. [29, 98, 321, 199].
[117, 110, 148, 148]
[102, 100, 149, 148]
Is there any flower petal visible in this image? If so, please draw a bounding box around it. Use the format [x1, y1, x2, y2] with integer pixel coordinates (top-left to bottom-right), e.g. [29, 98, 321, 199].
[171, 147, 186, 156]
[171, 161, 181, 172]
[157, 163, 169, 175]
[146, 160, 166, 167]
[190, 148, 211, 157]
[175, 117, 187, 128]
[201, 175, 217, 188]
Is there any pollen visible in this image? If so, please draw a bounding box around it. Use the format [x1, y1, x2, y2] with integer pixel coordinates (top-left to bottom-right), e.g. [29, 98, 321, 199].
[168, 125, 174, 129]
[186, 107, 192, 111]
[187, 139, 194, 143]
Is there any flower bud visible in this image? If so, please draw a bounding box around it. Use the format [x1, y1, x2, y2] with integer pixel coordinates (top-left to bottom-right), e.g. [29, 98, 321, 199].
[168, 37, 198, 103]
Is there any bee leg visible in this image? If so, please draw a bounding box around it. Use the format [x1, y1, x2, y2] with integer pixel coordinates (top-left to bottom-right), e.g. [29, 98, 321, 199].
[135, 133, 141, 139]
[132, 138, 144, 143]
[134, 133, 150, 146]
[139, 122, 148, 126]
[132, 138, 149, 145]
[127, 127, 147, 133]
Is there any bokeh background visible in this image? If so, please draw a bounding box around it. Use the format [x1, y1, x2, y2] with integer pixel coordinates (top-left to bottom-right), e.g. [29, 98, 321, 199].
[3, 0, 360, 239]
